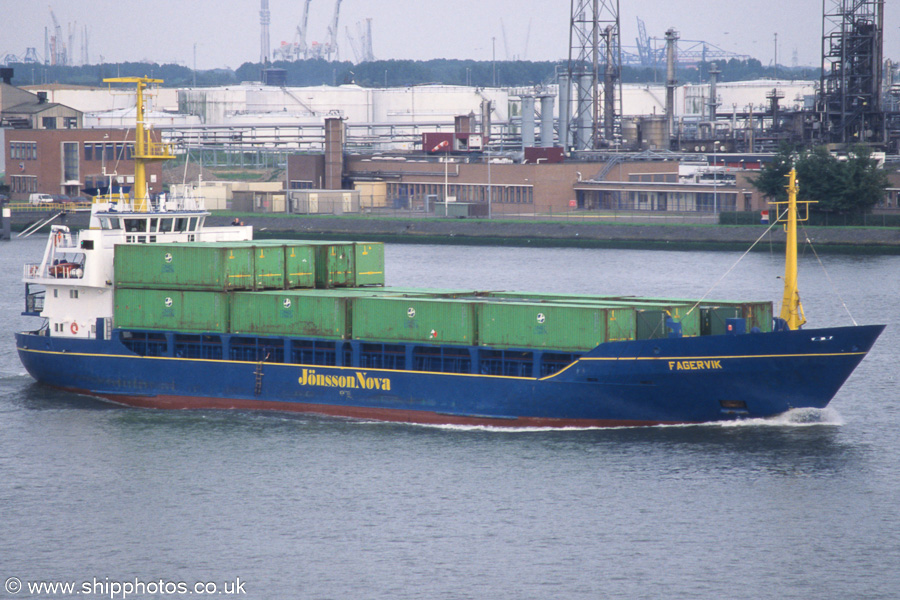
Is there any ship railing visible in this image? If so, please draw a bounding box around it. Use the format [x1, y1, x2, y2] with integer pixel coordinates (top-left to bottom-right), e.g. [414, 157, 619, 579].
[24, 261, 85, 281]
[137, 140, 176, 160]
[90, 193, 206, 214]
[92, 194, 135, 213]
[53, 231, 77, 249]
[24, 263, 42, 281]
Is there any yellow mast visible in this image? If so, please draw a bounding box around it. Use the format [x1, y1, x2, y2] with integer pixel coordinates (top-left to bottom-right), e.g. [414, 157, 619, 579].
[103, 77, 175, 212]
[771, 168, 814, 330]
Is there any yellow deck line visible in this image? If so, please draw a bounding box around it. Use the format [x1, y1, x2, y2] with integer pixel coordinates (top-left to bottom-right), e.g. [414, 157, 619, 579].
[19, 346, 865, 384]
[580, 352, 867, 361]
[17, 347, 534, 381]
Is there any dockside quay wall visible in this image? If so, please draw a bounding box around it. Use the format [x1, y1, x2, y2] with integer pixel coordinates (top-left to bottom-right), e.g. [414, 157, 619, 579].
[207, 215, 900, 253]
[8, 212, 899, 252]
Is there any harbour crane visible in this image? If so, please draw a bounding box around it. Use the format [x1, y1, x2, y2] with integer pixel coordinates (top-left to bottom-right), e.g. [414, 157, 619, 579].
[297, 0, 312, 59]
[346, 25, 363, 63]
[48, 6, 67, 66]
[273, 0, 312, 62]
[501, 19, 510, 61]
[345, 19, 374, 64]
[323, 0, 342, 61]
[362, 18, 373, 62]
[635, 17, 651, 66]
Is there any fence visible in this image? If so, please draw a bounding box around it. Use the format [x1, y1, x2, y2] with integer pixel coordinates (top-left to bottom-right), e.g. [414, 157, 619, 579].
[719, 211, 900, 227]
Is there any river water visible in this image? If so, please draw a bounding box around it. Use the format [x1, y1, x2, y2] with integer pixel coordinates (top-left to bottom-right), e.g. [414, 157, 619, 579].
[1, 236, 898, 600]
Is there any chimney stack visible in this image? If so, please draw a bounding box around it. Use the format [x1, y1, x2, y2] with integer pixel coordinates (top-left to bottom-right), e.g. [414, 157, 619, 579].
[665, 28, 679, 143]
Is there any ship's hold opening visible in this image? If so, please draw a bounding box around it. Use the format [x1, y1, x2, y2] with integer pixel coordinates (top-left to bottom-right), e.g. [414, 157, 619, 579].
[412, 346, 472, 374]
[115, 330, 585, 378]
[361, 343, 406, 370]
[540, 352, 581, 377]
[121, 331, 168, 357]
[176, 334, 223, 360]
[231, 336, 282, 363]
[290, 340, 338, 366]
[481, 349, 534, 377]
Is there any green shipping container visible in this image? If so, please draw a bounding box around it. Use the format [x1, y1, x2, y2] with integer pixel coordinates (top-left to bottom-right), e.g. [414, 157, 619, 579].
[114, 288, 229, 333]
[307, 241, 385, 288]
[478, 302, 607, 351]
[743, 301, 773, 332]
[606, 307, 636, 342]
[698, 302, 773, 334]
[662, 304, 701, 338]
[253, 240, 316, 289]
[231, 291, 349, 339]
[485, 291, 628, 303]
[636, 309, 668, 340]
[311, 242, 355, 288]
[352, 297, 476, 345]
[354, 242, 385, 286]
[283, 244, 316, 288]
[495, 297, 695, 340]
[377, 287, 481, 298]
[700, 306, 743, 336]
[574, 301, 698, 339]
[114, 243, 256, 291]
[250, 244, 285, 290]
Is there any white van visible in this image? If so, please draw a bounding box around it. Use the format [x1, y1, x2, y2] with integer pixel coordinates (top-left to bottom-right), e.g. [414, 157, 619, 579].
[28, 193, 54, 205]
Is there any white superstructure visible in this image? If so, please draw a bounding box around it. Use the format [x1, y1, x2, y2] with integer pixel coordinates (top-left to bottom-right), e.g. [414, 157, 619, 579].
[23, 197, 251, 340]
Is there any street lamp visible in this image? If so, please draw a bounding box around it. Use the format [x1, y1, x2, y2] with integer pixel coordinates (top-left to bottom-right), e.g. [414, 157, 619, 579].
[713, 141, 718, 215]
[430, 139, 451, 216]
[444, 152, 449, 217]
[487, 150, 492, 220]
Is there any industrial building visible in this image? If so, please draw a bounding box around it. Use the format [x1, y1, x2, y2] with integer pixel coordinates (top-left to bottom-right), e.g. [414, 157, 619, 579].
[279, 117, 767, 218]
[2, 0, 898, 217]
[1, 69, 82, 131]
[3, 126, 164, 201]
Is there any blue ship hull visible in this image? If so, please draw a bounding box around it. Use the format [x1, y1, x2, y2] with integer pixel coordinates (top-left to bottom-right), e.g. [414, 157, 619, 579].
[15, 324, 884, 427]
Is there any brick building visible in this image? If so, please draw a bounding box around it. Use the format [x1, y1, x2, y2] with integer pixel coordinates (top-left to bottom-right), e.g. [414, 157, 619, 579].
[288, 152, 766, 216]
[4, 128, 164, 201]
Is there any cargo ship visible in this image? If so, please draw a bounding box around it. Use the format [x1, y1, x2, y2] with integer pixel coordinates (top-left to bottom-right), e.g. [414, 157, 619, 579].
[14, 78, 883, 427]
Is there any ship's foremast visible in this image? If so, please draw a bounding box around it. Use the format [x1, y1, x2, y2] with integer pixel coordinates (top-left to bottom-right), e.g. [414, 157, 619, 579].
[771, 168, 814, 330]
[103, 77, 175, 212]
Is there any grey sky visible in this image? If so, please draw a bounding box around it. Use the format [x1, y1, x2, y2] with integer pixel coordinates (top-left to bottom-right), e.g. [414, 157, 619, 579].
[2, 1, 897, 72]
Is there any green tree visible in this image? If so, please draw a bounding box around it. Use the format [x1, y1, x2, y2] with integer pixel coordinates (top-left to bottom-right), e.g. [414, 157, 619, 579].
[749, 143, 795, 201]
[836, 145, 890, 214]
[795, 146, 843, 209]
[751, 144, 888, 215]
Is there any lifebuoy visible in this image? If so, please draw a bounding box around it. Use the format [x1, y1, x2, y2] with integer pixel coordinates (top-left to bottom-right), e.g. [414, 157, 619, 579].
[70, 322, 79, 335]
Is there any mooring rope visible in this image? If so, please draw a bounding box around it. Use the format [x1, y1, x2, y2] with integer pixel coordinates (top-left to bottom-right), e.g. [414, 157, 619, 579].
[685, 207, 786, 317]
[799, 221, 858, 326]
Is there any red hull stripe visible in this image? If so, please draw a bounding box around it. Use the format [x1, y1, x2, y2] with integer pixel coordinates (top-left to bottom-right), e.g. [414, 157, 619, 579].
[65, 387, 674, 428]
